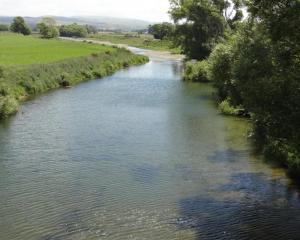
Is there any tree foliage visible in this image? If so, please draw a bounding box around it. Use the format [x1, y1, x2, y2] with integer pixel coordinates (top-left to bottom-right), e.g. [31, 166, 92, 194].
[37, 17, 59, 39]
[59, 23, 88, 38]
[148, 22, 175, 40]
[205, 0, 300, 174]
[180, 0, 300, 174]
[169, 0, 243, 60]
[10, 16, 31, 35]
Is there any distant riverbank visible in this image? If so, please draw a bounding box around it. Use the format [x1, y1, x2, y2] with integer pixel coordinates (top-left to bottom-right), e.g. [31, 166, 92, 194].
[0, 34, 148, 119]
[88, 32, 181, 54]
[60, 37, 185, 61]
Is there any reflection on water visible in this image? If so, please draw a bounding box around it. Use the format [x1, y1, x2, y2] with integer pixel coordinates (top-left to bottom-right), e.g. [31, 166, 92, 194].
[0, 58, 300, 240]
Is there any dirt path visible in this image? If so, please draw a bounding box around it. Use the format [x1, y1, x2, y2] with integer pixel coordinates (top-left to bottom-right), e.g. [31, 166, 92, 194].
[59, 37, 185, 61]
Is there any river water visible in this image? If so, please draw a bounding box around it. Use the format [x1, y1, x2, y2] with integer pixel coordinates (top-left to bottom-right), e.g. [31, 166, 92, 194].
[1, 53, 300, 240]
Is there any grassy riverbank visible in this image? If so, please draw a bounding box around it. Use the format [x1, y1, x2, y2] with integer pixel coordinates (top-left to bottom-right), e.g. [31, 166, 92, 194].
[0, 34, 149, 118]
[89, 33, 181, 54]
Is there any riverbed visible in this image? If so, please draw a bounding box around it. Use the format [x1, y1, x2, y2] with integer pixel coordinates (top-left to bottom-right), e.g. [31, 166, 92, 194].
[0, 53, 300, 240]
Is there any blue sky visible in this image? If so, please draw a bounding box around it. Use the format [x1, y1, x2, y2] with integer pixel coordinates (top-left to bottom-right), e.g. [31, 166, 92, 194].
[0, 0, 171, 22]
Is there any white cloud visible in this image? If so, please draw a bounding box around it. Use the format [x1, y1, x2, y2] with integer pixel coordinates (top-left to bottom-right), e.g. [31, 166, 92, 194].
[0, 0, 171, 22]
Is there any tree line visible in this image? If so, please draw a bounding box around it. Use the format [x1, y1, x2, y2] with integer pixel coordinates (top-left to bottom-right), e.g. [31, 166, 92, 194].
[168, 0, 300, 176]
[0, 16, 97, 38]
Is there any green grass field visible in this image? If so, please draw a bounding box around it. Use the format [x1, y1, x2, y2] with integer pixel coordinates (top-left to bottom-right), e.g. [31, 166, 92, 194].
[0, 33, 115, 65]
[0, 33, 148, 118]
[89, 33, 181, 53]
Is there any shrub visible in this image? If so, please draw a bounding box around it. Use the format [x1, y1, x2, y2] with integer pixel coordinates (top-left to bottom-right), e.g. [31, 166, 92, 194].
[219, 99, 240, 115]
[184, 60, 210, 82]
[59, 24, 88, 38]
[37, 23, 59, 39]
[0, 82, 11, 96]
[208, 40, 244, 107]
[0, 66, 4, 79]
[0, 96, 19, 118]
[264, 139, 300, 175]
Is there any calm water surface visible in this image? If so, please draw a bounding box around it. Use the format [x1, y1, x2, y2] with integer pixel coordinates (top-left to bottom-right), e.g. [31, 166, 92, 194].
[1, 55, 300, 240]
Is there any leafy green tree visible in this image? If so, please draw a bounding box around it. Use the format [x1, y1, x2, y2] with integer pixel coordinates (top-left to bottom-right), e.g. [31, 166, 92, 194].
[148, 22, 175, 40]
[240, 0, 300, 165]
[179, 0, 300, 173]
[59, 23, 88, 38]
[169, 0, 225, 59]
[169, 0, 244, 60]
[206, 0, 300, 173]
[37, 17, 59, 39]
[10, 16, 31, 35]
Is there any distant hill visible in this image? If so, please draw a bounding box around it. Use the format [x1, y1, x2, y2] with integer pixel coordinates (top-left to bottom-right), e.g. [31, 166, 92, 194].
[0, 16, 151, 31]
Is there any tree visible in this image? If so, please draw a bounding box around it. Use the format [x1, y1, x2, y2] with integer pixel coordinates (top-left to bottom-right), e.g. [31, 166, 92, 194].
[10, 16, 31, 35]
[41, 17, 57, 26]
[37, 17, 59, 39]
[148, 22, 175, 40]
[59, 23, 88, 38]
[85, 25, 98, 34]
[169, 0, 243, 60]
[207, 0, 300, 173]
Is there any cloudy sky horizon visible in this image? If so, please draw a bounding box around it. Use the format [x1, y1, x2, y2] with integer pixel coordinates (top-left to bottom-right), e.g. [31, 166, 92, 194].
[0, 0, 171, 22]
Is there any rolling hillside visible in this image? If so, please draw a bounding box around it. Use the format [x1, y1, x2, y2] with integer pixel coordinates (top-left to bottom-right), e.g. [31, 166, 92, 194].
[0, 15, 151, 31]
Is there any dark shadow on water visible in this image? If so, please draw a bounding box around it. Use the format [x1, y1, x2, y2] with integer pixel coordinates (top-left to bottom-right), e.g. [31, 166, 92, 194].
[176, 172, 300, 240]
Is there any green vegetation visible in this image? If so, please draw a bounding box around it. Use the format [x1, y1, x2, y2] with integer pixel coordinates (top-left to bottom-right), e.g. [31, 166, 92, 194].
[218, 99, 243, 116]
[0, 24, 9, 31]
[89, 33, 180, 53]
[37, 17, 59, 39]
[0, 33, 148, 119]
[148, 22, 175, 40]
[10, 16, 31, 35]
[171, 0, 300, 175]
[169, 0, 243, 60]
[60, 23, 88, 38]
[0, 34, 118, 65]
[184, 60, 210, 82]
[1, 16, 179, 53]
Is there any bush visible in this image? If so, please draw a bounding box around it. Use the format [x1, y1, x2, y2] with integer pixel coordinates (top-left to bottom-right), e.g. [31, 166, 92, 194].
[0, 66, 4, 79]
[184, 60, 210, 82]
[208, 39, 244, 107]
[59, 24, 88, 38]
[219, 99, 240, 116]
[0, 96, 19, 118]
[0, 82, 12, 96]
[37, 23, 59, 39]
[264, 139, 300, 175]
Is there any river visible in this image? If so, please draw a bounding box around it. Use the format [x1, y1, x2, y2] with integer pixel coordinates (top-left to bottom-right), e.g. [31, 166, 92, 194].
[1, 51, 300, 240]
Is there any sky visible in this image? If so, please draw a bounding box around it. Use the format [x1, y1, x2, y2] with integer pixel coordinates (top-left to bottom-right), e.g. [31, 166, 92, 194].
[0, 0, 171, 22]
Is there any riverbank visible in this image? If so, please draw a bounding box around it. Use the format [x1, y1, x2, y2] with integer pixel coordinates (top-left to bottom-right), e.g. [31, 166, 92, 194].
[89, 32, 181, 54]
[183, 59, 300, 177]
[0, 34, 148, 119]
[60, 37, 185, 61]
